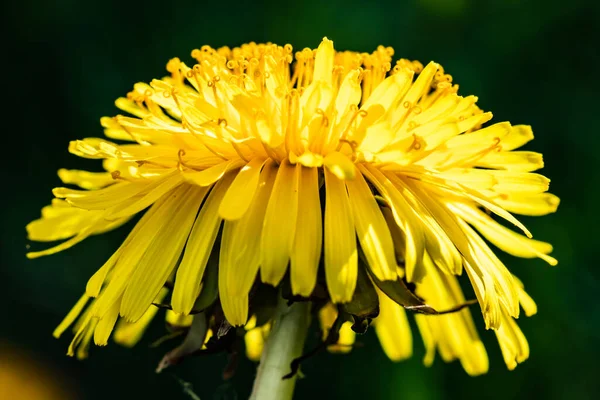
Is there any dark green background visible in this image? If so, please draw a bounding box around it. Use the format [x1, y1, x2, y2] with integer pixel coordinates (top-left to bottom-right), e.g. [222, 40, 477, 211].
[3, 0, 599, 398]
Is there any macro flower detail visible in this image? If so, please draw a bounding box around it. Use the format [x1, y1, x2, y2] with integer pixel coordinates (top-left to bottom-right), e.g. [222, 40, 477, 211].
[27, 37, 559, 376]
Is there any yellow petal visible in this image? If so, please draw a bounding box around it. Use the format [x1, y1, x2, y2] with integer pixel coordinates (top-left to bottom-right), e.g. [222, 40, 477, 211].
[292, 151, 324, 168]
[101, 116, 136, 142]
[360, 121, 394, 155]
[114, 96, 150, 119]
[313, 37, 334, 84]
[318, 302, 337, 333]
[422, 122, 460, 151]
[256, 118, 284, 148]
[511, 275, 538, 317]
[437, 168, 498, 190]
[494, 312, 529, 370]
[345, 170, 396, 281]
[94, 300, 120, 346]
[107, 171, 184, 220]
[219, 220, 249, 326]
[218, 158, 266, 220]
[359, 164, 425, 282]
[85, 197, 165, 297]
[299, 83, 333, 133]
[460, 341, 489, 377]
[501, 125, 534, 151]
[352, 104, 385, 145]
[414, 315, 436, 366]
[445, 122, 512, 150]
[290, 166, 322, 296]
[327, 322, 356, 354]
[53, 294, 89, 339]
[463, 260, 498, 329]
[415, 254, 489, 376]
[424, 122, 512, 169]
[518, 287, 538, 317]
[456, 112, 493, 132]
[26, 200, 130, 244]
[114, 143, 186, 166]
[165, 310, 193, 328]
[358, 68, 413, 145]
[263, 55, 286, 110]
[28, 199, 132, 235]
[476, 151, 544, 172]
[363, 67, 414, 113]
[392, 176, 463, 276]
[58, 169, 115, 190]
[227, 161, 278, 296]
[26, 207, 102, 242]
[449, 183, 533, 238]
[121, 186, 204, 322]
[26, 219, 103, 259]
[260, 160, 299, 286]
[68, 138, 119, 159]
[183, 159, 245, 186]
[68, 316, 97, 360]
[459, 220, 520, 325]
[324, 168, 357, 303]
[412, 93, 460, 126]
[323, 151, 356, 180]
[171, 175, 234, 314]
[114, 289, 167, 347]
[494, 192, 560, 216]
[53, 181, 146, 210]
[390, 62, 437, 128]
[91, 187, 182, 319]
[403, 61, 439, 106]
[490, 171, 550, 194]
[85, 252, 121, 299]
[374, 289, 412, 361]
[245, 326, 267, 361]
[334, 70, 361, 123]
[450, 202, 557, 265]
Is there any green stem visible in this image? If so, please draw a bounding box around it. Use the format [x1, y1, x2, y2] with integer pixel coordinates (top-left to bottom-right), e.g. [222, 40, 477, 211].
[249, 296, 311, 400]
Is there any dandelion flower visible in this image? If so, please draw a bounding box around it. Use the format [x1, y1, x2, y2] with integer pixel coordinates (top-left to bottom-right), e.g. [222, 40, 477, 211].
[27, 38, 559, 378]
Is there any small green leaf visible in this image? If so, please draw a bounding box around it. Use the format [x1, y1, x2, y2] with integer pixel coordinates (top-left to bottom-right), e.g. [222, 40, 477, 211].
[193, 239, 220, 312]
[362, 248, 476, 315]
[340, 264, 379, 333]
[340, 263, 379, 319]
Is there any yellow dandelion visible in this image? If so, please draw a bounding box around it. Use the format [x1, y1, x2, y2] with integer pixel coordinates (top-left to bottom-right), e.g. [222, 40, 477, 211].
[27, 37, 559, 392]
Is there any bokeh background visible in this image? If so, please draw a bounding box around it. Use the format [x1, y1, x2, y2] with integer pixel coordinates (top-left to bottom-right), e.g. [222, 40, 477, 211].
[3, 0, 599, 398]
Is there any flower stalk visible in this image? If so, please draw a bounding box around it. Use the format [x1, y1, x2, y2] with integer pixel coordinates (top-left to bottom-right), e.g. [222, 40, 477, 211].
[249, 296, 311, 400]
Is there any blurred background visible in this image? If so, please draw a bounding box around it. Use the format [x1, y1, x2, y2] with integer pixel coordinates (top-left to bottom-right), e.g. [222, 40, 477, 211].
[3, 0, 599, 398]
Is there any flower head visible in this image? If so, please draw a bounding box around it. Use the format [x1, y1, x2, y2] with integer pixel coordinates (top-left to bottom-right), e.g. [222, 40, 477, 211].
[27, 38, 558, 375]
